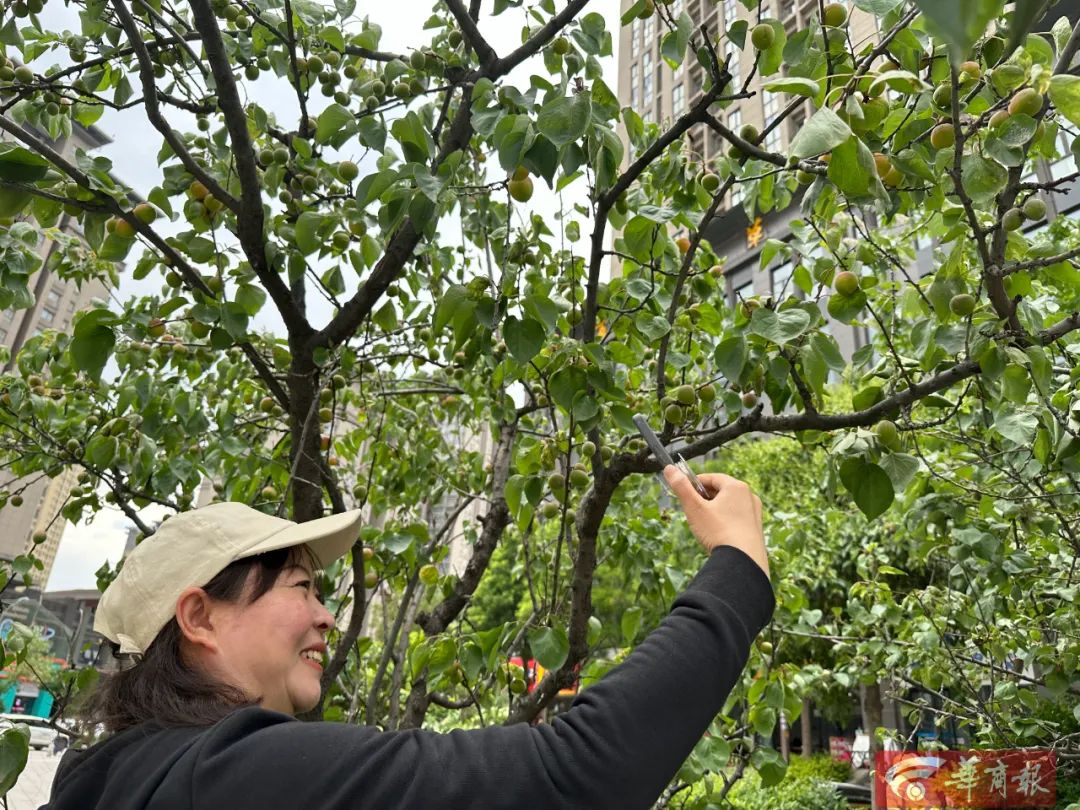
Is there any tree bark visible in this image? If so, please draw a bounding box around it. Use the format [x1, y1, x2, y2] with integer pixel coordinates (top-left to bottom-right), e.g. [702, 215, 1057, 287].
[861, 682, 884, 809]
[801, 697, 814, 756]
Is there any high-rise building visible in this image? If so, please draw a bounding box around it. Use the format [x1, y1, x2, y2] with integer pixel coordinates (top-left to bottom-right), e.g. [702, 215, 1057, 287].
[0, 120, 113, 587]
[616, 0, 878, 359]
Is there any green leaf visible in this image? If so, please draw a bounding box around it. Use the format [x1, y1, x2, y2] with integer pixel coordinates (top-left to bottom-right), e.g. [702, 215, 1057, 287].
[762, 77, 819, 98]
[548, 366, 588, 413]
[70, 308, 118, 380]
[993, 409, 1038, 445]
[911, 0, 1005, 59]
[0, 726, 29, 795]
[434, 284, 470, 337]
[839, 458, 895, 519]
[504, 315, 545, 364]
[234, 283, 267, 316]
[1049, 75, 1080, 128]
[788, 108, 852, 158]
[537, 94, 592, 147]
[748, 307, 811, 344]
[852, 0, 904, 13]
[826, 289, 867, 323]
[294, 211, 324, 255]
[0, 146, 49, 182]
[527, 626, 570, 670]
[660, 12, 693, 68]
[960, 154, 1008, 203]
[315, 103, 355, 145]
[828, 135, 879, 197]
[715, 336, 748, 382]
[620, 606, 642, 644]
[750, 747, 787, 787]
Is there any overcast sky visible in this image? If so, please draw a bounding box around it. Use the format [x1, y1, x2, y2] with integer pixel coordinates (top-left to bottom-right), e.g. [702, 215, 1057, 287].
[46, 0, 622, 590]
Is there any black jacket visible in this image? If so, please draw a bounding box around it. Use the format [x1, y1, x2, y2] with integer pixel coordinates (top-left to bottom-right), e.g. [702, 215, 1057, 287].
[42, 546, 774, 810]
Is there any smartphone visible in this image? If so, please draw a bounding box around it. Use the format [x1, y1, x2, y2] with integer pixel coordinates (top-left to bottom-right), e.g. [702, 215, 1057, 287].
[632, 414, 714, 500]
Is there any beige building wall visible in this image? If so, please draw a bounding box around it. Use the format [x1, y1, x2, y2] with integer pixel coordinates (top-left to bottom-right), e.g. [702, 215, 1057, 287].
[617, 0, 877, 204]
[1, 120, 113, 587]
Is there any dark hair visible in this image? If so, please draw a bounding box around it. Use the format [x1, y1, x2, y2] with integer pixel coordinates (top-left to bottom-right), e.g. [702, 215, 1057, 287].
[80, 545, 320, 735]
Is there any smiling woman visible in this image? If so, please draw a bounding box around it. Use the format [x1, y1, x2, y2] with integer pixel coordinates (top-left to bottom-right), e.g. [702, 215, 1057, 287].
[43, 481, 773, 810]
[80, 543, 325, 732]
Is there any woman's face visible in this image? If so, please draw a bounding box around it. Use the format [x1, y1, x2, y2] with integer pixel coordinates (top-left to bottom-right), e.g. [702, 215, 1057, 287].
[212, 563, 335, 715]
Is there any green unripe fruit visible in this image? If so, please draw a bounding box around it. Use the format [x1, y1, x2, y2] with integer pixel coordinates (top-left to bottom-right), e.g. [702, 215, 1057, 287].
[949, 293, 976, 317]
[932, 83, 952, 110]
[1002, 207, 1023, 231]
[547, 472, 566, 494]
[741, 391, 759, 408]
[874, 419, 901, 450]
[419, 564, 439, 586]
[393, 81, 411, 99]
[306, 55, 324, 74]
[569, 468, 590, 488]
[989, 108, 1010, 128]
[699, 384, 716, 402]
[700, 172, 721, 192]
[1022, 196, 1046, 221]
[796, 169, 815, 185]
[273, 147, 289, 164]
[552, 36, 570, 55]
[364, 571, 378, 588]
[410, 51, 426, 70]
[14, 65, 33, 83]
[448, 30, 463, 47]
[581, 440, 597, 457]
[739, 124, 760, 143]
[541, 502, 561, 518]
[352, 483, 368, 500]
[664, 403, 683, 424]
[259, 148, 275, 165]
[674, 384, 696, 406]
[245, 63, 260, 80]
[370, 79, 386, 97]
[751, 23, 775, 51]
[834, 270, 859, 296]
[822, 2, 847, 26]
[339, 160, 359, 181]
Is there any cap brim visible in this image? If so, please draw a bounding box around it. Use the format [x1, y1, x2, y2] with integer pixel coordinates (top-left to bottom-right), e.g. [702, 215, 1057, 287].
[244, 509, 364, 568]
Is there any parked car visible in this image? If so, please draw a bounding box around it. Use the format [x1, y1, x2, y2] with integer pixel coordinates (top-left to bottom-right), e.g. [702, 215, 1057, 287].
[0, 713, 64, 751]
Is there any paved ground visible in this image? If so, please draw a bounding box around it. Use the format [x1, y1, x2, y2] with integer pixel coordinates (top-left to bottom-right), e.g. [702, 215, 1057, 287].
[4, 749, 61, 810]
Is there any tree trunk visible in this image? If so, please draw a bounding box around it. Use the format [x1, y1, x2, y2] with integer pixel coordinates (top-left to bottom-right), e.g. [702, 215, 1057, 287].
[801, 697, 813, 756]
[779, 710, 790, 761]
[287, 348, 324, 523]
[861, 682, 884, 809]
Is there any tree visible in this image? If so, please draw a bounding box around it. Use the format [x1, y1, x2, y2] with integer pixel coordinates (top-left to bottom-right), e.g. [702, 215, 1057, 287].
[1, 0, 1079, 803]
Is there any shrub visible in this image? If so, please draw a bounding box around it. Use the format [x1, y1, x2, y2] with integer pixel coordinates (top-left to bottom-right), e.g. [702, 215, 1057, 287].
[784, 754, 852, 784]
[729, 769, 849, 810]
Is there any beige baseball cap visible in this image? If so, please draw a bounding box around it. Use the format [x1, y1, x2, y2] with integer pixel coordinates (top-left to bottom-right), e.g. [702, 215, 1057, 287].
[94, 502, 363, 655]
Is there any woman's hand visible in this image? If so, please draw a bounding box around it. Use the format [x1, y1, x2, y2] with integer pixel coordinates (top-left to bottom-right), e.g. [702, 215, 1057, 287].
[663, 466, 769, 579]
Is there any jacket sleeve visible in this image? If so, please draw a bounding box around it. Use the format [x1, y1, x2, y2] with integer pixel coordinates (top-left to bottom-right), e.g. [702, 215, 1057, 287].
[191, 545, 775, 810]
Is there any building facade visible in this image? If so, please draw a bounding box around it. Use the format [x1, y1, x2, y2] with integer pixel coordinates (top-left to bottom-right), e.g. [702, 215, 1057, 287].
[0, 120, 112, 587]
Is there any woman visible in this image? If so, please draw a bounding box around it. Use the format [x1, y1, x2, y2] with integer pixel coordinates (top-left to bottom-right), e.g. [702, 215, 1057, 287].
[43, 466, 772, 809]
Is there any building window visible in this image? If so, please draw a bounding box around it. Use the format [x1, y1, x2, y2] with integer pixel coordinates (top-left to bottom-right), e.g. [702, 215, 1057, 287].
[771, 260, 796, 299]
[643, 108, 653, 124]
[732, 279, 754, 308]
[0, 328, 7, 342]
[728, 107, 742, 137]
[1051, 130, 1074, 180]
[723, 0, 738, 27]
[45, 288, 61, 308]
[630, 63, 639, 110]
[39, 307, 56, 325]
[643, 51, 654, 107]
[2, 310, 12, 323]
[644, 13, 655, 44]
[672, 83, 685, 117]
[762, 93, 782, 152]
[725, 40, 741, 87]
[764, 127, 783, 153]
[631, 17, 641, 58]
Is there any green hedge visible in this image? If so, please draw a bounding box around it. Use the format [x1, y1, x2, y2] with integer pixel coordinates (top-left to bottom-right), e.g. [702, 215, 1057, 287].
[728, 769, 849, 810]
[784, 754, 852, 784]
